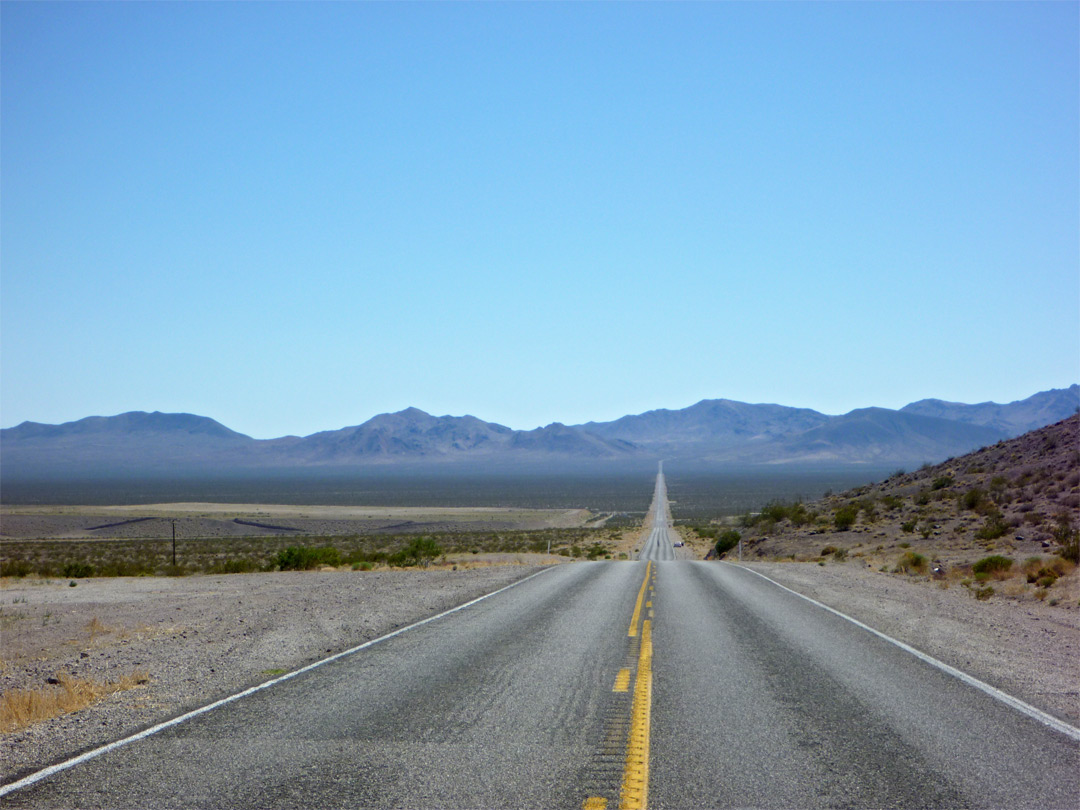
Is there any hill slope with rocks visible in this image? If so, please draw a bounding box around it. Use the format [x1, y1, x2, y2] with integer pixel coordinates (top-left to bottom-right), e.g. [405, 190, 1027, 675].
[723, 415, 1079, 608]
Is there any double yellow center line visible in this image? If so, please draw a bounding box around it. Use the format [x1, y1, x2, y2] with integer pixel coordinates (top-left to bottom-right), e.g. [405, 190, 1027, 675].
[586, 561, 656, 810]
[621, 615, 653, 809]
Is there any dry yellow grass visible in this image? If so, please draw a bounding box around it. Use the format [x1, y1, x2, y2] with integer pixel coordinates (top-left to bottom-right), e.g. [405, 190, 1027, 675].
[0, 669, 149, 734]
[85, 616, 110, 642]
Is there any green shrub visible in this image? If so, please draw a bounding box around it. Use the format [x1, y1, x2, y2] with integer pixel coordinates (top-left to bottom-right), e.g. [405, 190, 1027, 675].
[820, 545, 839, 556]
[975, 513, 1010, 541]
[388, 536, 443, 568]
[895, 551, 927, 574]
[931, 476, 954, 491]
[961, 488, 987, 511]
[833, 505, 858, 531]
[972, 555, 1013, 576]
[1052, 515, 1078, 563]
[96, 560, 156, 577]
[973, 585, 994, 601]
[276, 546, 342, 571]
[1060, 531, 1079, 564]
[747, 500, 812, 528]
[0, 559, 32, 578]
[585, 542, 608, 561]
[714, 530, 740, 557]
[62, 562, 95, 578]
[901, 520, 916, 534]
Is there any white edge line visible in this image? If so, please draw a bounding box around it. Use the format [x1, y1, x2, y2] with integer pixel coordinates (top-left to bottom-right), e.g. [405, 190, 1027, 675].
[0, 567, 553, 797]
[726, 562, 1080, 743]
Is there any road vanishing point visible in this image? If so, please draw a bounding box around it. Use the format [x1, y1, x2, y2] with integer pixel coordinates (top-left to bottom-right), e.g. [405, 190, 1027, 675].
[3, 464, 1078, 809]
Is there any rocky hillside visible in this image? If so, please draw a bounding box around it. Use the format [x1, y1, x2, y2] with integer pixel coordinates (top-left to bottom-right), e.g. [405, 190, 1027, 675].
[723, 415, 1079, 607]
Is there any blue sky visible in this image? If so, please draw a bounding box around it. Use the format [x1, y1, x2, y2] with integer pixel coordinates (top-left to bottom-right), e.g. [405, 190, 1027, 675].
[2, 2, 1077, 439]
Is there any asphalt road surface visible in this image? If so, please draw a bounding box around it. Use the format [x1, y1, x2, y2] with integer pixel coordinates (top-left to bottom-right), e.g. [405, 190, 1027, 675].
[4, 467, 1078, 809]
[637, 464, 677, 562]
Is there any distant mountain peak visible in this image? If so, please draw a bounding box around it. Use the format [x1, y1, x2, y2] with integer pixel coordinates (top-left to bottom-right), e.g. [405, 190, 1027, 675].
[393, 406, 432, 418]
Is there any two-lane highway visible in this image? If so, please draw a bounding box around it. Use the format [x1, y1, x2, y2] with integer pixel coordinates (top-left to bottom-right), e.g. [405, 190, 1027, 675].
[637, 463, 676, 562]
[4, 465, 1078, 808]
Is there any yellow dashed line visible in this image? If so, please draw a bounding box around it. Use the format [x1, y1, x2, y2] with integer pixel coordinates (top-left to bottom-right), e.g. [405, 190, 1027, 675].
[628, 561, 652, 637]
[613, 668, 631, 693]
[583, 798, 608, 809]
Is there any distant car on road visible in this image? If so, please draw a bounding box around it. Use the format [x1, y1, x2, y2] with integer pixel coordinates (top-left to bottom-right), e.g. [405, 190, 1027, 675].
[674, 541, 684, 547]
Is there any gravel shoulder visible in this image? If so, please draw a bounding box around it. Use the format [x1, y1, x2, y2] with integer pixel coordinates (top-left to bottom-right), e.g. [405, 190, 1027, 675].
[737, 560, 1080, 729]
[0, 565, 547, 784]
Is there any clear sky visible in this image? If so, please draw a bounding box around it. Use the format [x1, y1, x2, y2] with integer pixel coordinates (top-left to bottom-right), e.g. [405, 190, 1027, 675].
[2, 2, 1077, 439]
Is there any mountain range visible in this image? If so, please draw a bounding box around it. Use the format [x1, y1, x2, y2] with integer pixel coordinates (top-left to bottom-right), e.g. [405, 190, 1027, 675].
[2, 386, 1076, 477]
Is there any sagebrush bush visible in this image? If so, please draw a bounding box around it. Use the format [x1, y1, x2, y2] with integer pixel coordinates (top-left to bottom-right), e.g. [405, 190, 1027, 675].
[62, 562, 94, 578]
[961, 488, 987, 511]
[714, 530, 740, 557]
[972, 555, 1013, 577]
[745, 501, 812, 529]
[276, 546, 341, 571]
[895, 551, 927, 574]
[975, 513, 1010, 541]
[387, 536, 443, 567]
[833, 505, 858, 531]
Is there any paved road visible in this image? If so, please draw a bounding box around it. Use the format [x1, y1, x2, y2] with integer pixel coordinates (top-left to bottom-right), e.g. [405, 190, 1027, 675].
[637, 463, 676, 562]
[5, 467, 1078, 808]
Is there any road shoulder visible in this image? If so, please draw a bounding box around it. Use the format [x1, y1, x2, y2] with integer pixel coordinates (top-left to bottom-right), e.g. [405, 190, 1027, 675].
[735, 561, 1080, 728]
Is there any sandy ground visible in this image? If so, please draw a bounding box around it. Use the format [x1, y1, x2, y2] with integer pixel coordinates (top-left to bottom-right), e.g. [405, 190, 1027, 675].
[2, 555, 1077, 786]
